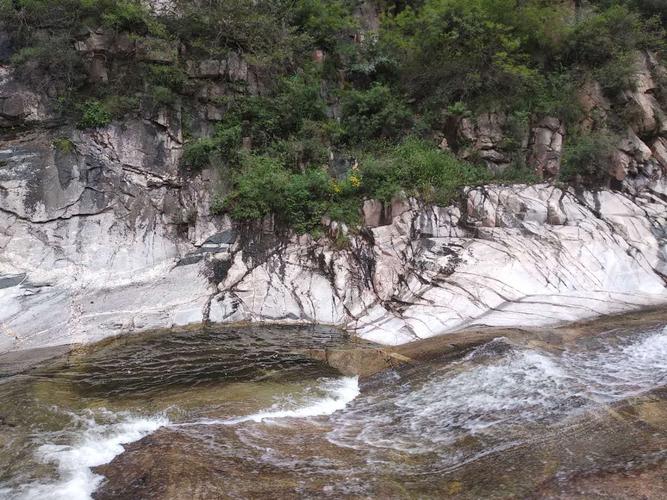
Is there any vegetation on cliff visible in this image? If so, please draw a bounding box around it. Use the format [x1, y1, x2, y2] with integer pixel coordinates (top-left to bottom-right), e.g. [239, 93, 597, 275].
[0, 0, 665, 232]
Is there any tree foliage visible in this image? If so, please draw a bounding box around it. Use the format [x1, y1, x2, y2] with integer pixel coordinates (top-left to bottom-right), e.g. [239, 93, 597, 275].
[1, 0, 665, 232]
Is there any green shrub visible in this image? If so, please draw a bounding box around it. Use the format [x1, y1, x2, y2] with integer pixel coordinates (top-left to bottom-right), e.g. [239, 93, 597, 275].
[381, 0, 548, 111]
[446, 101, 471, 118]
[144, 64, 187, 92]
[347, 43, 398, 87]
[565, 3, 664, 97]
[269, 135, 329, 170]
[149, 85, 177, 105]
[566, 4, 664, 67]
[214, 124, 243, 164]
[496, 163, 538, 184]
[53, 137, 75, 154]
[77, 99, 112, 128]
[501, 111, 530, 154]
[628, 0, 667, 25]
[182, 138, 216, 170]
[171, 0, 308, 70]
[9, 37, 86, 90]
[594, 51, 639, 95]
[561, 130, 619, 183]
[223, 155, 332, 233]
[292, 0, 357, 52]
[223, 155, 289, 221]
[210, 194, 226, 216]
[101, 0, 152, 32]
[103, 95, 140, 118]
[530, 72, 584, 124]
[340, 84, 412, 143]
[359, 137, 492, 204]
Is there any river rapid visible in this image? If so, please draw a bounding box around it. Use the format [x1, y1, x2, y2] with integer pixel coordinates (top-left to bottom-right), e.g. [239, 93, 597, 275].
[0, 315, 666, 499]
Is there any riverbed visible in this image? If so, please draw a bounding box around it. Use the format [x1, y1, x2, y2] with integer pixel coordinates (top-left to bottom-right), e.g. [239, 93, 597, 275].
[0, 312, 666, 499]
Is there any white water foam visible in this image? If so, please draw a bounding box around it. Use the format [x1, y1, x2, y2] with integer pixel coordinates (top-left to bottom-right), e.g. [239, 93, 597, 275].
[226, 376, 360, 424]
[566, 325, 667, 400]
[329, 326, 667, 456]
[180, 376, 360, 427]
[5, 377, 358, 500]
[13, 412, 168, 500]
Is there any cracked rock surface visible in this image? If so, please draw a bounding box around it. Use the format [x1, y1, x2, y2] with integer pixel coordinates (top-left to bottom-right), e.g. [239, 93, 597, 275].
[210, 183, 667, 345]
[1, 126, 666, 351]
[0, 120, 226, 352]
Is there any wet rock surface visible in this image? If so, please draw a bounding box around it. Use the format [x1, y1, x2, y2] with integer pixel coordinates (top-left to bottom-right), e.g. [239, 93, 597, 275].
[87, 318, 667, 499]
[0, 311, 665, 500]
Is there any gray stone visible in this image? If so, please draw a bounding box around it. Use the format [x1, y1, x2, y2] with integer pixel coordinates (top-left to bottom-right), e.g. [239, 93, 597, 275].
[528, 117, 564, 178]
[204, 230, 237, 245]
[455, 112, 513, 172]
[1, 95, 26, 118]
[362, 199, 383, 227]
[1, 179, 666, 353]
[0, 274, 26, 290]
[226, 53, 248, 81]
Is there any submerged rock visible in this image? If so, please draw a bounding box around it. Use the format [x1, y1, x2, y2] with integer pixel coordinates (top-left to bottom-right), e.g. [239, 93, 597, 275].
[88, 324, 667, 500]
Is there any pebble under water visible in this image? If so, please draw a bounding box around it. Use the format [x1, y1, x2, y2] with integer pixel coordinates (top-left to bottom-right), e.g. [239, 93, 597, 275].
[0, 321, 666, 499]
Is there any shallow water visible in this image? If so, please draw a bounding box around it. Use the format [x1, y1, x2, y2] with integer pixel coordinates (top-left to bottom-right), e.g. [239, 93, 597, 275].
[0, 321, 666, 499]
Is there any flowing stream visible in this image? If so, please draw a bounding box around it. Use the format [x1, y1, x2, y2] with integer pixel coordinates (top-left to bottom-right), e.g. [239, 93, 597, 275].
[0, 319, 666, 499]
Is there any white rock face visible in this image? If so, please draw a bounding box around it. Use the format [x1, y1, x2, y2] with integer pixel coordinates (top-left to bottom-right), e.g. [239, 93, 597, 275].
[0, 121, 665, 352]
[206, 184, 666, 345]
[0, 118, 227, 352]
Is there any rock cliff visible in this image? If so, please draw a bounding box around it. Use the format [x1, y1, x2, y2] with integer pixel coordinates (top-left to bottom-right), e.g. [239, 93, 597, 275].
[1, 8, 667, 352]
[1, 114, 665, 350]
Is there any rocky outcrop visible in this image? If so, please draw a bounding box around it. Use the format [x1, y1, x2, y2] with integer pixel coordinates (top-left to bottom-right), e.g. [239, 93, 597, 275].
[0, 108, 229, 351]
[623, 51, 667, 138]
[449, 51, 667, 184]
[205, 182, 666, 345]
[457, 112, 512, 174]
[452, 112, 566, 178]
[1, 131, 665, 353]
[527, 117, 565, 178]
[577, 52, 667, 192]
